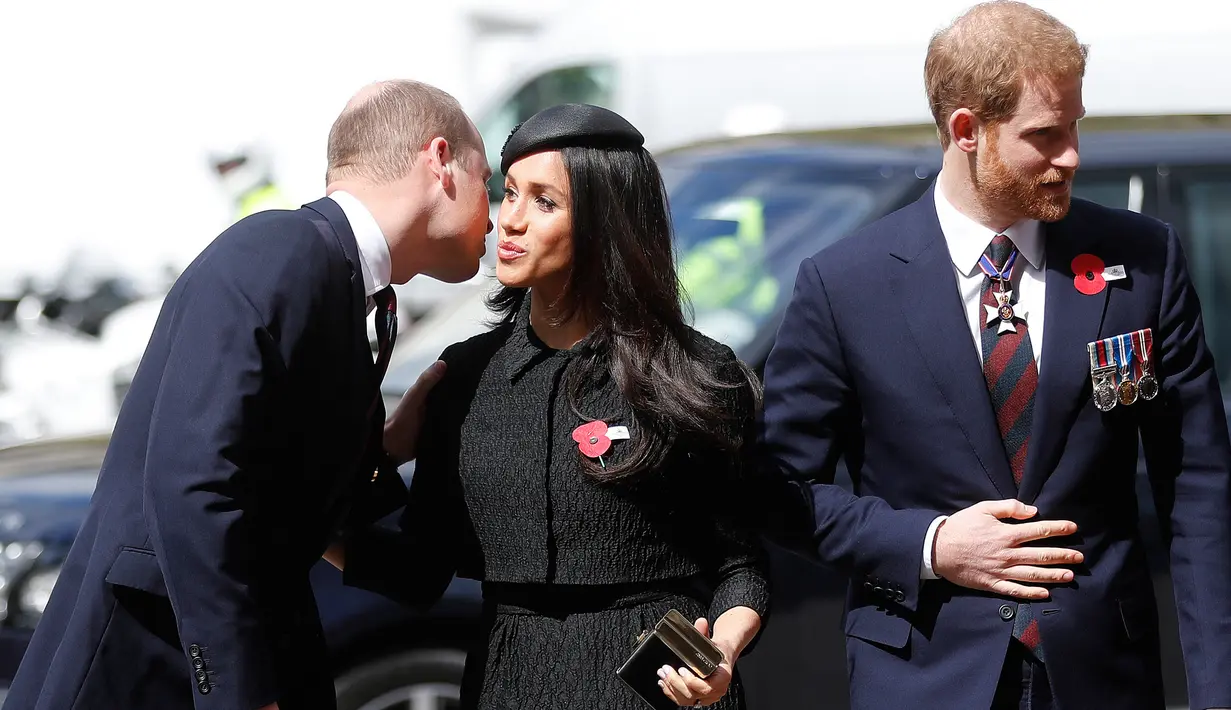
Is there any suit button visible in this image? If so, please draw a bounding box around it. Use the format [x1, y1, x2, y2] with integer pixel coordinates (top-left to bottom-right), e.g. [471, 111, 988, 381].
[198, 682, 211, 695]
[873, 586, 884, 596]
[863, 581, 873, 591]
[999, 604, 1015, 620]
[192, 657, 205, 670]
[188, 644, 202, 658]
[195, 669, 207, 682]
[895, 591, 906, 603]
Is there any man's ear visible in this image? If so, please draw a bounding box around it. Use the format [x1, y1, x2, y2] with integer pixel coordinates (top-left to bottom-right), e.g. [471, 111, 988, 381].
[426, 136, 455, 188]
[949, 108, 982, 154]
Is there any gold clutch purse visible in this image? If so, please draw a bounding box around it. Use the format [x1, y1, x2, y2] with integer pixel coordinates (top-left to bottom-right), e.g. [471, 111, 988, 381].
[616, 609, 726, 710]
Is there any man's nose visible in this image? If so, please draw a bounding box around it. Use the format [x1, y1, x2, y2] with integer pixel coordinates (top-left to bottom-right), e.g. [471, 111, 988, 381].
[1054, 140, 1080, 172]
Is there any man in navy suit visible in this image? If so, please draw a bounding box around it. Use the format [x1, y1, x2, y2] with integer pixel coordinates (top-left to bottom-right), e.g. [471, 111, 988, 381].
[759, 2, 1231, 708]
[8, 79, 494, 710]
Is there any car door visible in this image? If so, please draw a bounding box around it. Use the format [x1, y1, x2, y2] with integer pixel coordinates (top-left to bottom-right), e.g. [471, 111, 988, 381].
[1071, 166, 1158, 215]
[1159, 165, 1231, 413]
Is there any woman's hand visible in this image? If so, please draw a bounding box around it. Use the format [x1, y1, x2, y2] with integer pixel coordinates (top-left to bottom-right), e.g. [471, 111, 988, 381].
[383, 360, 446, 464]
[657, 617, 736, 707]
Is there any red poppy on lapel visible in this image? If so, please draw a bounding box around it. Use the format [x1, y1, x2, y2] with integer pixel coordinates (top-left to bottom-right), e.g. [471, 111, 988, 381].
[572, 421, 612, 458]
[1072, 253, 1107, 295]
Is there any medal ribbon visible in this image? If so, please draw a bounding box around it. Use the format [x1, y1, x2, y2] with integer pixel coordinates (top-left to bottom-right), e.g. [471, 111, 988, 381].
[1093, 337, 1113, 370]
[1133, 328, 1153, 376]
[1118, 334, 1135, 376]
[978, 247, 1020, 286]
[1110, 335, 1133, 377]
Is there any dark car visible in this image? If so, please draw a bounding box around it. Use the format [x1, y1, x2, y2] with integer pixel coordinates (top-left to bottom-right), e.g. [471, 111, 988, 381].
[0, 434, 482, 710]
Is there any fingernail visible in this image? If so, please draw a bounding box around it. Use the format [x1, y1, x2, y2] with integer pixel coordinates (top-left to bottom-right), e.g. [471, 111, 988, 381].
[657, 668, 668, 679]
[658, 681, 665, 689]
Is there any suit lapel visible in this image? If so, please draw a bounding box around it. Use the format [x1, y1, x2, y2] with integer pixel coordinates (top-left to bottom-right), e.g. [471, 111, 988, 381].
[1017, 208, 1110, 502]
[303, 197, 384, 527]
[888, 190, 1019, 498]
[305, 197, 374, 382]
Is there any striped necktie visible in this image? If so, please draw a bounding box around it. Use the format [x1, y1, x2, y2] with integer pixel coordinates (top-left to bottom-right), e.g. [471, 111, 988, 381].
[979, 234, 1045, 662]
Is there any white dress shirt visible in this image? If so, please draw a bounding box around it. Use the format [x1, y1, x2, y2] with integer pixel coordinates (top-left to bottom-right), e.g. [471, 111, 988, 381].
[920, 177, 1049, 579]
[327, 190, 392, 314]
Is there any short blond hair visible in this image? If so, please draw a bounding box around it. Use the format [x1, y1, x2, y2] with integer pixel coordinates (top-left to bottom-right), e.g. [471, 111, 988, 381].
[925, 1, 1088, 148]
[326, 80, 476, 184]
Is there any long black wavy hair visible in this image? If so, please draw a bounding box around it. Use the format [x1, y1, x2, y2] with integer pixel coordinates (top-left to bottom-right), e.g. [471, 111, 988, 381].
[488, 144, 762, 482]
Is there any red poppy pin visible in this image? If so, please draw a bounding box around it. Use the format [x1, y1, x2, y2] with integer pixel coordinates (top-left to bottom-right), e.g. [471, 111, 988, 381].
[1072, 253, 1107, 295]
[572, 420, 612, 468]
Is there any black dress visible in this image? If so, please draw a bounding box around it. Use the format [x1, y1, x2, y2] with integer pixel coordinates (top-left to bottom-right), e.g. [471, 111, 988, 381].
[345, 294, 769, 710]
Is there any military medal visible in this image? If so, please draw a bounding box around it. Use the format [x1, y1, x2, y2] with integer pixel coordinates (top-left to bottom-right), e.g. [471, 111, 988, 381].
[1133, 328, 1159, 401]
[979, 248, 1025, 335]
[1088, 339, 1118, 412]
[983, 289, 1029, 335]
[1114, 335, 1138, 407]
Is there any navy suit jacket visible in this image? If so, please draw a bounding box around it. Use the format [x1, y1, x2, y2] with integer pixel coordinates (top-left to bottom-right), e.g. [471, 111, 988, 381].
[8, 198, 401, 710]
[759, 188, 1231, 710]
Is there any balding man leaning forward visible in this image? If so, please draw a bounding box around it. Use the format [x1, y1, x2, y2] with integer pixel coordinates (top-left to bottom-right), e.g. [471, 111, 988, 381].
[7, 79, 495, 710]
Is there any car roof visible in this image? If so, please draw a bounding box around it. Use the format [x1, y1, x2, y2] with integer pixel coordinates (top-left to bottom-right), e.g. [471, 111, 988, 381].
[0, 434, 109, 479]
[661, 137, 935, 171]
[1074, 129, 1231, 167]
[660, 121, 1231, 172]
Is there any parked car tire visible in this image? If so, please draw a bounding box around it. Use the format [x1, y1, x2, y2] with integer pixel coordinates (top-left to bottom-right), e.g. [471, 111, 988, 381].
[334, 648, 466, 710]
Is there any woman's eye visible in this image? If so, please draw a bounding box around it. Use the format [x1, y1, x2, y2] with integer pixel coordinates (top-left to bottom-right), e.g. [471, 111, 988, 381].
[503, 187, 516, 199]
[536, 196, 555, 211]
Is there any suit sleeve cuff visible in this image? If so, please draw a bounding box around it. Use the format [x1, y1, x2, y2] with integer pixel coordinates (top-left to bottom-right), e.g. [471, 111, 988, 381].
[341, 527, 410, 598]
[920, 515, 948, 580]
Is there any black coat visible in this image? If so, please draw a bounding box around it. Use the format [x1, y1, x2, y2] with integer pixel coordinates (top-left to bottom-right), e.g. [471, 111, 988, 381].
[346, 294, 769, 620]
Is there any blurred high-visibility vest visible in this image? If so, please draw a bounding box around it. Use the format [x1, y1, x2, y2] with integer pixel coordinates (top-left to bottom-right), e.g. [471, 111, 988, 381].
[678, 197, 779, 315]
[236, 183, 296, 221]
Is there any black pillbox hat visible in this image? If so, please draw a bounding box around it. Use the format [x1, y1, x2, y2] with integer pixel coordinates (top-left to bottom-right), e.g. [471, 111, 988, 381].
[500, 103, 645, 174]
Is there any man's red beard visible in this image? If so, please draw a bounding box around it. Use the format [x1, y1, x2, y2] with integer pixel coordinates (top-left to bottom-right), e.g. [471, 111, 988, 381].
[974, 133, 1074, 223]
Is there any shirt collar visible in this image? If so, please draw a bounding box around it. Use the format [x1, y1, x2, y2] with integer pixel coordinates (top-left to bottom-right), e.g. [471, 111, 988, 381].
[503, 291, 590, 381]
[933, 175, 1045, 276]
[327, 190, 392, 298]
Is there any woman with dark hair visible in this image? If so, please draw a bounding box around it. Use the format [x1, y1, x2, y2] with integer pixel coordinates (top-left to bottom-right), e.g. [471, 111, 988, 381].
[331, 104, 767, 709]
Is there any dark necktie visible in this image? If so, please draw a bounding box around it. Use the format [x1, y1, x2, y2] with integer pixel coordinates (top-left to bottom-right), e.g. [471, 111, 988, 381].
[979, 234, 1044, 662]
[369, 285, 398, 416]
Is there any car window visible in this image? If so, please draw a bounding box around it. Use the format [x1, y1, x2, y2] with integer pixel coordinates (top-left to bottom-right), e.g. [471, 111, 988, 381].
[476, 64, 617, 201]
[661, 157, 925, 356]
[1172, 170, 1231, 391]
[1071, 170, 1151, 213]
